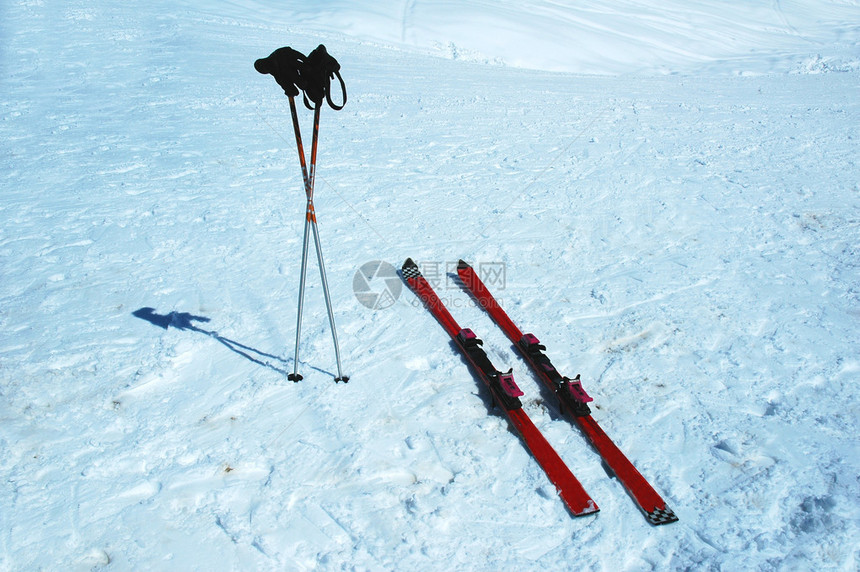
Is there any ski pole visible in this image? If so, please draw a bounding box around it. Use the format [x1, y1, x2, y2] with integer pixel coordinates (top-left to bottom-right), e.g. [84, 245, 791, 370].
[255, 45, 349, 383]
[285, 95, 313, 382]
[302, 103, 346, 381]
[288, 101, 347, 382]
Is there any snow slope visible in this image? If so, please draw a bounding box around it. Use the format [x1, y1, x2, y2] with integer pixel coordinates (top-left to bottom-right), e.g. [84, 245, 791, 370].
[1, 1, 859, 570]
[193, 0, 860, 74]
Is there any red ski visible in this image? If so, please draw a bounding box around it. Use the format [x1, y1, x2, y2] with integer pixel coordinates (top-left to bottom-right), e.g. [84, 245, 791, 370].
[402, 259, 598, 517]
[457, 260, 678, 525]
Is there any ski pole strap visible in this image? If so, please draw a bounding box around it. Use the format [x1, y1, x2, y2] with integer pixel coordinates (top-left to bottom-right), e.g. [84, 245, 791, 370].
[255, 44, 347, 111]
[327, 69, 347, 111]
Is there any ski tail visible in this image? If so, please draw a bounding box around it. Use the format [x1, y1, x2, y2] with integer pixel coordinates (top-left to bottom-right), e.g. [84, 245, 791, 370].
[576, 416, 678, 525]
[402, 258, 598, 517]
[457, 259, 678, 525]
[507, 408, 599, 517]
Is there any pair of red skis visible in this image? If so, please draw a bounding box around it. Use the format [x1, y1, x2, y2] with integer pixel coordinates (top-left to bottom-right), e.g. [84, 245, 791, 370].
[402, 258, 677, 525]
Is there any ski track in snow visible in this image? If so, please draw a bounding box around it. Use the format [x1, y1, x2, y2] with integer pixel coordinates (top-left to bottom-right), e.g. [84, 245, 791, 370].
[1, 0, 859, 570]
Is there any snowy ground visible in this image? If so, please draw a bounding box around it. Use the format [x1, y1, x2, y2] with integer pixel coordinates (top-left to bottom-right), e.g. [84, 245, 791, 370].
[2, 1, 859, 570]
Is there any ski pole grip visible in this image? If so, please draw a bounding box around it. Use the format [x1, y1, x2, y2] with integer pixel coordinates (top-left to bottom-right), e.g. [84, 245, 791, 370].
[302, 45, 347, 111]
[254, 46, 307, 97]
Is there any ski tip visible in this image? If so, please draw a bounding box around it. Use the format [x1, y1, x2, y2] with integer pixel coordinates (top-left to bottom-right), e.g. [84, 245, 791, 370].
[457, 259, 471, 270]
[646, 505, 679, 525]
[401, 258, 421, 280]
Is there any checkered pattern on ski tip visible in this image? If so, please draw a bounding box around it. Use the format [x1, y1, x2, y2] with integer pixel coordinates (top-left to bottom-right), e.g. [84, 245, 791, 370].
[402, 262, 421, 280]
[647, 506, 679, 525]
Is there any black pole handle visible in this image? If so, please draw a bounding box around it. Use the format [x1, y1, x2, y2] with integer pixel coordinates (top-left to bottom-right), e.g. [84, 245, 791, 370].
[255, 44, 346, 111]
[254, 46, 307, 98]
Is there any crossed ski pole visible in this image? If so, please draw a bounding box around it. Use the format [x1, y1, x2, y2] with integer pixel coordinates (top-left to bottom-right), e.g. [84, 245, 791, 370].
[255, 45, 349, 382]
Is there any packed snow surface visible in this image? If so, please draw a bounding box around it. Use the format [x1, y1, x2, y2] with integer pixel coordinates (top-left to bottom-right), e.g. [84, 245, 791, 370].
[2, 1, 859, 570]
